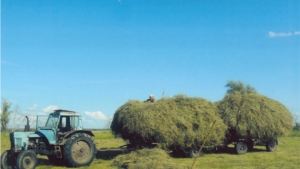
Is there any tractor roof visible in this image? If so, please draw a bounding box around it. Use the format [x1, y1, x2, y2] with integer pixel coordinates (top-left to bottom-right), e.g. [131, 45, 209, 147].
[51, 109, 81, 116]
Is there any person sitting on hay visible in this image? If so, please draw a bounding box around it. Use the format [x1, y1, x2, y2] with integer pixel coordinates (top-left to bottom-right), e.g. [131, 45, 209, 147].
[144, 94, 155, 103]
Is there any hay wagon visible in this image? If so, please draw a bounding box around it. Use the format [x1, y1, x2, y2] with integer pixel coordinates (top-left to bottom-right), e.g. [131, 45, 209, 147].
[110, 94, 292, 157]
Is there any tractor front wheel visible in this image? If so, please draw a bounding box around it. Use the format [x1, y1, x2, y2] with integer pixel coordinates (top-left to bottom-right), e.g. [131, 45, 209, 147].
[1, 150, 16, 169]
[63, 133, 96, 167]
[16, 150, 38, 169]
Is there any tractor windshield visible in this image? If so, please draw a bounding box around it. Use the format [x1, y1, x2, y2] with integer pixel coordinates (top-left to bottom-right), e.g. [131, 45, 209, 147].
[45, 114, 59, 128]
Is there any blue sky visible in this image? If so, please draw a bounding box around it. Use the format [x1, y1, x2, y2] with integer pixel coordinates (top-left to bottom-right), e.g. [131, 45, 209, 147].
[1, 0, 299, 128]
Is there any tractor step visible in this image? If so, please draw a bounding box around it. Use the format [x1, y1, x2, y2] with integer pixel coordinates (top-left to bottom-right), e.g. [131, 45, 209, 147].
[55, 146, 62, 158]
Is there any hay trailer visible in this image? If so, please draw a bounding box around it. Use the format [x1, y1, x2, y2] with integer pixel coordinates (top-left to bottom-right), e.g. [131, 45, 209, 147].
[1, 110, 97, 169]
[109, 95, 284, 157]
[99, 131, 278, 158]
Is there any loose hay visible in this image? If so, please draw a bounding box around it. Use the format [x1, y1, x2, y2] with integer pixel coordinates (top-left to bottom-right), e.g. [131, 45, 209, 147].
[110, 95, 227, 150]
[216, 93, 293, 140]
[111, 148, 189, 169]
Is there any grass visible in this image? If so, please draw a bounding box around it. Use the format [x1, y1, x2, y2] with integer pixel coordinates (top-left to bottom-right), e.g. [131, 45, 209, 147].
[1, 130, 300, 169]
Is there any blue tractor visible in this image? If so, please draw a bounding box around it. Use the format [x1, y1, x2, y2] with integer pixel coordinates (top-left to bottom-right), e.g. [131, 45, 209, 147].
[1, 109, 97, 169]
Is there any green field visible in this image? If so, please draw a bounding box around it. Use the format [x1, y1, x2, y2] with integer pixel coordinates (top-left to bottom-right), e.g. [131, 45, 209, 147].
[1, 130, 300, 169]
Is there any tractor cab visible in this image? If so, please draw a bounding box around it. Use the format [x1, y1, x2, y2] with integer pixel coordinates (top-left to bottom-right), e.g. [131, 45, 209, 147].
[36, 109, 83, 144]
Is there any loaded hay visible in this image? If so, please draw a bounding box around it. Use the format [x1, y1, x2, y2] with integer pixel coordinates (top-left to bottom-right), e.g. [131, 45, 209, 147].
[110, 95, 227, 151]
[216, 92, 293, 140]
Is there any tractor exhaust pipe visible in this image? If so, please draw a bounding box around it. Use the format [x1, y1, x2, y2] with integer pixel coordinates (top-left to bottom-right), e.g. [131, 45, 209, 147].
[24, 116, 30, 132]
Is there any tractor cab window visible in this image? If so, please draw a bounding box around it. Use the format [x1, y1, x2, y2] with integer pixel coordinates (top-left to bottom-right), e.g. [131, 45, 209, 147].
[61, 117, 67, 127]
[70, 116, 79, 129]
[58, 116, 79, 132]
[45, 114, 59, 128]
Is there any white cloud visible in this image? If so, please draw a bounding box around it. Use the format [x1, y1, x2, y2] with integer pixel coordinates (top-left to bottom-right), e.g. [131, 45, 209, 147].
[268, 31, 292, 38]
[28, 104, 38, 110]
[82, 117, 93, 123]
[43, 105, 59, 113]
[294, 31, 300, 35]
[84, 111, 108, 120]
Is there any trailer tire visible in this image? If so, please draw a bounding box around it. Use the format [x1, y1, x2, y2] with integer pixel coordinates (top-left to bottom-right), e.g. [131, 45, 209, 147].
[63, 133, 96, 167]
[235, 142, 248, 155]
[266, 139, 277, 152]
[16, 150, 38, 169]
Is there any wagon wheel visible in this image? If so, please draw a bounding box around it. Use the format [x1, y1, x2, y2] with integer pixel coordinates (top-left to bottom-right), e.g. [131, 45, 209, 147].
[266, 139, 277, 152]
[235, 141, 248, 155]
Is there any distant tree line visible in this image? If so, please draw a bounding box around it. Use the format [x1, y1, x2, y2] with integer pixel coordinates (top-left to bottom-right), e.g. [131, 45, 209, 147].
[294, 123, 300, 131]
[293, 115, 300, 131]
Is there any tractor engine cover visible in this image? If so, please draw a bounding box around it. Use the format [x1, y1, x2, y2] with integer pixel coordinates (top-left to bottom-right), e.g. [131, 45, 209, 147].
[10, 132, 34, 151]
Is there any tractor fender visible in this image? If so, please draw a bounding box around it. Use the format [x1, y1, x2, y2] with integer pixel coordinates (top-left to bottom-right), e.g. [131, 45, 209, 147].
[58, 130, 94, 145]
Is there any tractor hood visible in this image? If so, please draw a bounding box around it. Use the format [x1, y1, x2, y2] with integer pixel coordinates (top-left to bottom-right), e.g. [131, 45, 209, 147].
[10, 132, 36, 151]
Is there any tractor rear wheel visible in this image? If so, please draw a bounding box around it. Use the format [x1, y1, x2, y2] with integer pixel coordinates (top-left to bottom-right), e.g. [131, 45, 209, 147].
[16, 150, 38, 169]
[63, 133, 96, 167]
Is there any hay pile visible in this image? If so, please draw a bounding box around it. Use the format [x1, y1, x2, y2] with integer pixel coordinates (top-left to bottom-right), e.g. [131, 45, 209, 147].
[216, 93, 293, 140]
[110, 95, 227, 150]
[111, 148, 188, 169]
